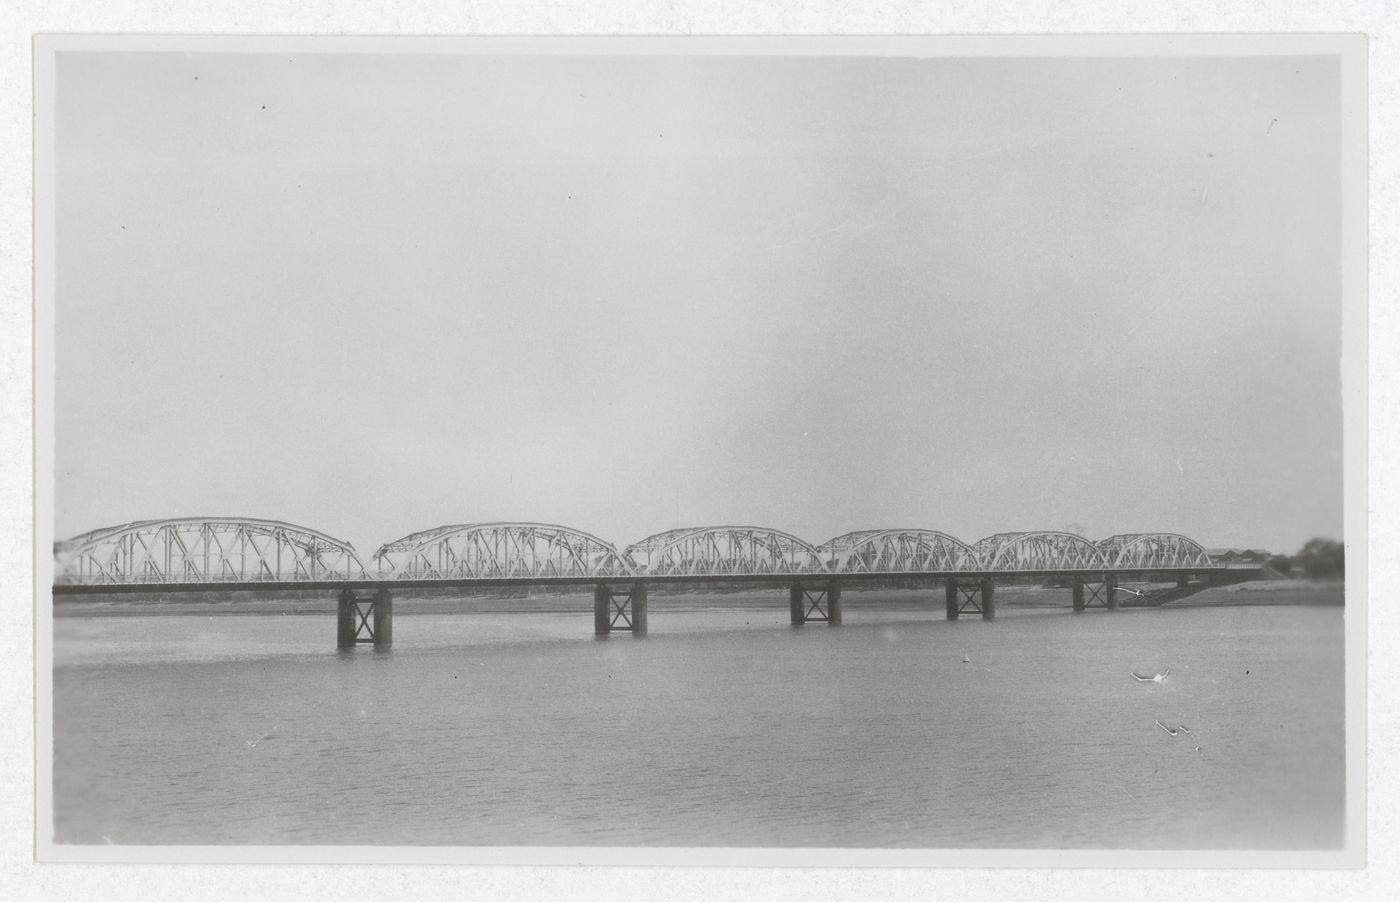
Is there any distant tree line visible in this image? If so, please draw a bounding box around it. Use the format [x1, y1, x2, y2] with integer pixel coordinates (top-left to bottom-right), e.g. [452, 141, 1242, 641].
[1268, 538, 1345, 579]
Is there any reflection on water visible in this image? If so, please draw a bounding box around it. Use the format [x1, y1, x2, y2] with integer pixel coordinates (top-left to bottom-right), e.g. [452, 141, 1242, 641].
[52, 597, 1345, 848]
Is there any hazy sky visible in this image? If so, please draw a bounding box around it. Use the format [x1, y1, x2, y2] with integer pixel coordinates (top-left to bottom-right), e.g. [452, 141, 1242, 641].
[52, 49, 1343, 556]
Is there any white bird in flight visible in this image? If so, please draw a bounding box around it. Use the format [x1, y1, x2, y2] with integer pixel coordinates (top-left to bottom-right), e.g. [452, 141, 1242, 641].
[1131, 669, 1171, 683]
[1155, 720, 1182, 736]
[246, 725, 280, 748]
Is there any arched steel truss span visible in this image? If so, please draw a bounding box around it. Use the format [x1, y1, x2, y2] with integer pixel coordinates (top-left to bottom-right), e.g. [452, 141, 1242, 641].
[54, 517, 368, 585]
[970, 531, 1110, 571]
[373, 522, 636, 580]
[818, 529, 976, 573]
[1096, 533, 1214, 570]
[54, 519, 1225, 588]
[626, 526, 828, 577]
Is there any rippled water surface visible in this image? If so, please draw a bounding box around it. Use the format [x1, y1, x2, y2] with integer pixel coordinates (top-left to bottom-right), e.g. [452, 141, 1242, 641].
[52, 597, 1345, 848]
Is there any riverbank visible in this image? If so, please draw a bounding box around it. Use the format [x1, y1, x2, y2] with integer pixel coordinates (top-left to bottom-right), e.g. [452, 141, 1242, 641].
[1168, 579, 1345, 607]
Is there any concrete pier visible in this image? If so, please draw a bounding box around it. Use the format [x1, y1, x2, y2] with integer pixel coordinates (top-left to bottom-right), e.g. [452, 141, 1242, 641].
[631, 583, 648, 637]
[789, 582, 840, 625]
[945, 579, 993, 619]
[1072, 577, 1085, 613]
[827, 583, 842, 626]
[594, 584, 611, 635]
[337, 588, 391, 648]
[337, 588, 357, 648]
[1105, 573, 1119, 611]
[372, 588, 392, 648]
[594, 584, 646, 636]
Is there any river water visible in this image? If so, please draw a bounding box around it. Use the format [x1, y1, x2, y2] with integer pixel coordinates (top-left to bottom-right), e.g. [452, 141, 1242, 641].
[51, 594, 1346, 849]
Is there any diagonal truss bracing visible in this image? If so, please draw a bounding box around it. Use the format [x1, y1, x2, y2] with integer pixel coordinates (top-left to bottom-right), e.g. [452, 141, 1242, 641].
[373, 522, 636, 580]
[817, 528, 976, 573]
[53, 518, 368, 585]
[1096, 533, 1214, 570]
[625, 526, 827, 577]
[969, 531, 1110, 571]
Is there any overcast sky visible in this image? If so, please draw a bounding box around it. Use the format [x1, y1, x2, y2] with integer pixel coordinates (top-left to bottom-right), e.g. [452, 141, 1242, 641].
[51, 48, 1343, 556]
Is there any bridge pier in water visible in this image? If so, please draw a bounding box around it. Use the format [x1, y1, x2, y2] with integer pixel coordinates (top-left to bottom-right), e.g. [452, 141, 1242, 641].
[1072, 574, 1119, 612]
[337, 587, 392, 648]
[945, 578, 995, 620]
[594, 583, 647, 637]
[789, 581, 841, 625]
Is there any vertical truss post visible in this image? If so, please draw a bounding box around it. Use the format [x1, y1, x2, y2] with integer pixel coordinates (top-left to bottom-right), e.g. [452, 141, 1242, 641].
[1105, 573, 1119, 611]
[980, 576, 995, 621]
[945, 579, 959, 620]
[372, 587, 393, 648]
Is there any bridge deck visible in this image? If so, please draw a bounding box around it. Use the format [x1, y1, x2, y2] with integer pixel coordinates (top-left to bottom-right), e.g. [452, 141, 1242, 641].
[50, 567, 1239, 595]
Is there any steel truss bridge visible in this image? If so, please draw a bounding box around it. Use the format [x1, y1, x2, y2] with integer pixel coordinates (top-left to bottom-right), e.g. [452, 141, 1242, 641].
[53, 518, 1231, 647]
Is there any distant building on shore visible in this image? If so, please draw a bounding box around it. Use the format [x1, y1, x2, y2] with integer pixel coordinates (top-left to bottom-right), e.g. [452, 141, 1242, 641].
[1206, 548, 1270, 565]
[1206, 548, 1292, 579]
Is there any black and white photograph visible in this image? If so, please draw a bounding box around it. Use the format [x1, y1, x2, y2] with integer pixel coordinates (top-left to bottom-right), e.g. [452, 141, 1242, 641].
[28, 30, 1371, 883]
